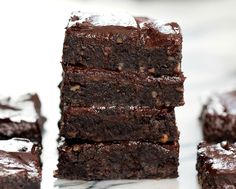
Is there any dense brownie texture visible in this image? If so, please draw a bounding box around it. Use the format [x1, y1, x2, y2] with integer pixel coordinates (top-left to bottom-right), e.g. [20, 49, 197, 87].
[60, 106, 178, 143]
[0, 138, 41, 189]
[62, 11, 182, 77]
[60, 67, 185, 108]
[196, 141, 236, 189]
[200, 90, 236, 143]
[55, 139, 179, 180]
[0, 94, 46, 143]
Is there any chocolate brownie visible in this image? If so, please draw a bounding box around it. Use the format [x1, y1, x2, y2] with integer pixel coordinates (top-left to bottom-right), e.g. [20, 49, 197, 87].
[200, 90, 236, 143]
[60, 106, 178, 143]
[55, 139, 179, 180]
[60, 67, 185, 108]
[0, 94, 46, 143]
[62, 11, 182, 77]
[0, 138, 41, 189]
[196, 141, 236, 189]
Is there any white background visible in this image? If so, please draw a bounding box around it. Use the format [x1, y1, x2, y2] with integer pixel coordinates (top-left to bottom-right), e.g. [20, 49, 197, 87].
[1, 0, 236, 188]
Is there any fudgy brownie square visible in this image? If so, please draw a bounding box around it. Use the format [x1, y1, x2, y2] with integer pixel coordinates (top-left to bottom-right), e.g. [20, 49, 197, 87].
[55, 139, 179, 180]
[196, 141, 236, 189]
[0, 94, 46, 143]
[60, 67, 185, 108]
[60, 106, 179, 143]
[0, 138, 42, 189]
[200, 90, 236, 143]
[62, 11, 182, 77]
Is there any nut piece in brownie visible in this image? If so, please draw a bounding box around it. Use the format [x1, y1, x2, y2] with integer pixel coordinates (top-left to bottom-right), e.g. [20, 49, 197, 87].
[60, 67, 185, 107]
[0, 138, 41, 189]
[196, 141, 236, 189]
[55, 139, 179, 180]
[60, 106, 179, 143]
[62, 11, 182, 77]
[200, 90, 236, 143]
[0, 94, 46, 143]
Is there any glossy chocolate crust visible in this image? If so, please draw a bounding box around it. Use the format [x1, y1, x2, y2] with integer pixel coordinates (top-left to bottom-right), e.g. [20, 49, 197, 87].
[60, 67, 185, 108]
[0, 94, 46, 143]
[59, 106, 178, 143]
[0, 138, 41, 189]
[62, 12, 182, 77]
[200, 91, 236, 143]
[196, 141, 236, 189]
[55, 140, 179, 180]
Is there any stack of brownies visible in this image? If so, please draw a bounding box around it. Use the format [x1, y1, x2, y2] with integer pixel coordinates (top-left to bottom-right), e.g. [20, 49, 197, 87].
[55, 11, 185, 180]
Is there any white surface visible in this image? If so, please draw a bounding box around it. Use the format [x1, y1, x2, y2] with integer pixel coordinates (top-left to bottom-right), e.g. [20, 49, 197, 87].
[0, 0, 236, 188]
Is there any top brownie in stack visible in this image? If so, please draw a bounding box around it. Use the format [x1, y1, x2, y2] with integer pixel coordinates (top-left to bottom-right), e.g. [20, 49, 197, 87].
[62, 12, 182, 77]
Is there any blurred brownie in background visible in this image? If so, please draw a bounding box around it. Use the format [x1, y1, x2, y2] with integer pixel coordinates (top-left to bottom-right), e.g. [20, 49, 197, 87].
[0, 94, 46, 143]
[0, 138, 42, 189]
[200, 90, 236, 143]
[197, 141, 236, 189]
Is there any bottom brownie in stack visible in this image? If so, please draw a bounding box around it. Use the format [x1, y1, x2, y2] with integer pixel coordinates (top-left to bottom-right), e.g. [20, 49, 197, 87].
[55, 139, 179, 180]
[55, 105, 180, 180]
